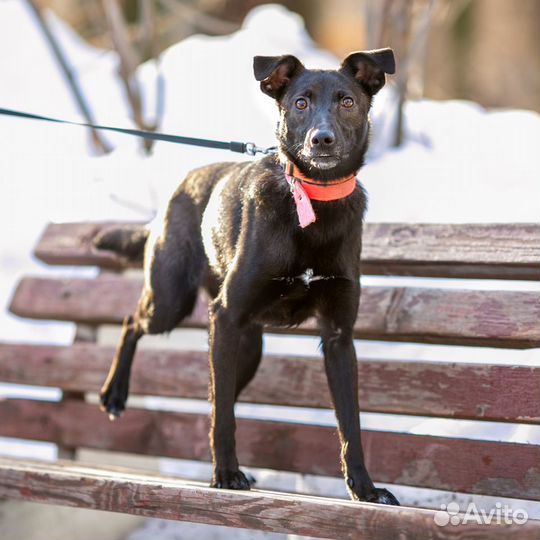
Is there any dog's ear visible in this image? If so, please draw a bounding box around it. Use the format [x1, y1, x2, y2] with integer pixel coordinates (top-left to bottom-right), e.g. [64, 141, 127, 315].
[253, 55, 304, 100]
[340, 48, 395, 96]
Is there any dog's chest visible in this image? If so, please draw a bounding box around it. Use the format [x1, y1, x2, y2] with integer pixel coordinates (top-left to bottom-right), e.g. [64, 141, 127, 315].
[253, 268, 340, 327]
[272, 267, 338, 287]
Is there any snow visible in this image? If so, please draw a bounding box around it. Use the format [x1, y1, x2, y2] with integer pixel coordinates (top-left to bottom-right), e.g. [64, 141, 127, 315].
[0, 0, 538, 524]
[366, 99, 540, 223]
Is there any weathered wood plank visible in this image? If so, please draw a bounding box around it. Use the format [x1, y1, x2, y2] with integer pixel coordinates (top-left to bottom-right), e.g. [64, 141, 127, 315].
[1, 342, 538, 423]
[2, 459, 537, 540]
[34, 221, 143, 270]
[362, 223, 540, 280]
[34, 222, 540, 279]
[9, 276, 540, 347]
[1, 399, 538, 499]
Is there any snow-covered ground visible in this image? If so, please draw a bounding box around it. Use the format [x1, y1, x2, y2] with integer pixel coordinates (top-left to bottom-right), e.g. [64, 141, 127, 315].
[0, 1, 539, 536]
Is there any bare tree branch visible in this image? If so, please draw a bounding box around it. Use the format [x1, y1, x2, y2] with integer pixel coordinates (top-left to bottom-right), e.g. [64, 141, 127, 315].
[362, 0, 439, 147]
[158, 0, 239, 36]
[137, 0, 164, 152]
[102, 0, 150, 145]
[25, 0, 112, 154]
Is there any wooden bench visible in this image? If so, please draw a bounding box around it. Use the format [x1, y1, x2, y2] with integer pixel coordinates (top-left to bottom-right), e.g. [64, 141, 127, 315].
[0, 221, 539, 539]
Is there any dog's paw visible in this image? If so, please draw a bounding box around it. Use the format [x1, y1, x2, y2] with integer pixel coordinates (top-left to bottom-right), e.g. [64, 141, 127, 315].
[347, 477, 400, 506]
[99, 381, 128, 420]
[364, 487, 400, 506]
[211, 470, 255, 490]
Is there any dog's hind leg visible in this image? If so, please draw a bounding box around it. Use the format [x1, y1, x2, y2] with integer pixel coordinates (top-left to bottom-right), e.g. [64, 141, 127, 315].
[99, 314, 143, 419]
[99, 277, 201, 419]
[100, 192, 206, 419]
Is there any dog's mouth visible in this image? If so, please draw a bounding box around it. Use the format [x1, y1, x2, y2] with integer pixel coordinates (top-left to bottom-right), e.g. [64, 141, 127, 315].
[305, 153, 345, 170]
[310, 156, 338, 169]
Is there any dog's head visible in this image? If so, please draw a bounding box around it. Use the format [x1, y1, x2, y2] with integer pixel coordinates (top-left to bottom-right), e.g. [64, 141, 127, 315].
[253, 49, 395, 180]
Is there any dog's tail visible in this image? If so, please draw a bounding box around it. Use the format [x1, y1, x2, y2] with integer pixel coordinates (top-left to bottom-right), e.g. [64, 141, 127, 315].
[94, 225, 149, 262]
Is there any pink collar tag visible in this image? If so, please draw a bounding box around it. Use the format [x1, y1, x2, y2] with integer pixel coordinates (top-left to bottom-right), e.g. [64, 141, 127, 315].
[285, 174, 316, 228]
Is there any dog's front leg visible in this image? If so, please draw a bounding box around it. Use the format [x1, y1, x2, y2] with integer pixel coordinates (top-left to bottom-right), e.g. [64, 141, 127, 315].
[208, 300, 252, 490]
[320, 292, 399, 505]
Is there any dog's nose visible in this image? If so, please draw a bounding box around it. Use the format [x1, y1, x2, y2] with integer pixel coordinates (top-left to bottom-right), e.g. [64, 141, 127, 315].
[310, 129, 335, 148]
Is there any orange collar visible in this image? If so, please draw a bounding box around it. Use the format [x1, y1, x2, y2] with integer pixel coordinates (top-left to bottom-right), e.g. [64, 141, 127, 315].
[283, 161, 357, 202]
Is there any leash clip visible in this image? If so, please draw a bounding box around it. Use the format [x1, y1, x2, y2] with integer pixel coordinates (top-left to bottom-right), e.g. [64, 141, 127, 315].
[245, 142, 277, 156]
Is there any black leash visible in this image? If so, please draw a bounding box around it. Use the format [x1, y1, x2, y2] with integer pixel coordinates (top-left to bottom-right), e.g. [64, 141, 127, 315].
[0, 107, 276, 156]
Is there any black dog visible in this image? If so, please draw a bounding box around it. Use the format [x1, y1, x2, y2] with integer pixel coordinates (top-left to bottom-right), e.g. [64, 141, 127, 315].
[96, 48, 398, 505]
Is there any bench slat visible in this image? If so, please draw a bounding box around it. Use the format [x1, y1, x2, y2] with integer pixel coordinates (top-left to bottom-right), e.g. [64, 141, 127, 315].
[1, 399, 538, 500]
[1, 342, 537, 423]
[363, 223, 540, 280]
[2, 458, 537, 540]
[10, 276, 540, 348]
[34, 222, 540, 280]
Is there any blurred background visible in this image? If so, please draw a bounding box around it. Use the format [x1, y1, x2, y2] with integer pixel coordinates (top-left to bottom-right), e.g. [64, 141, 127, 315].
[20, 0, 540, 159]
[0, 1, 538, 540]
[47, 0, 540, 112]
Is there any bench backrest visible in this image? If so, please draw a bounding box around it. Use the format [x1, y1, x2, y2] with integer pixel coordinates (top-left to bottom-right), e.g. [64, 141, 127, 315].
[1, 221, 539, 501]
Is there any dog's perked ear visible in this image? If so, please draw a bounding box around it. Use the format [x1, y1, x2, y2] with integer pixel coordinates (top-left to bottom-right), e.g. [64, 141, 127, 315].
[340, 48, 395, 96]
[253, 55, 304, 100]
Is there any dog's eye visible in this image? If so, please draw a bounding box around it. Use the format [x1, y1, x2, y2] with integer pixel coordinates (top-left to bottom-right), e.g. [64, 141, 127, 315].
[342, 96, 354, 108]
[295, 98, 308, 110]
